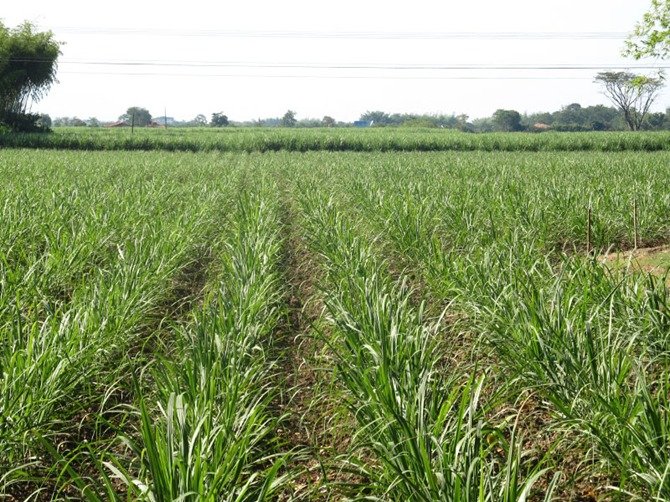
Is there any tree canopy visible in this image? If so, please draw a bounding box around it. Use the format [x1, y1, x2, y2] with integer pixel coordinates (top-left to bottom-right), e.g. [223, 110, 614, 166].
[211, 112, 229, 127]
[0, 22, 61, 130]
[594, 71, 664, 131]
[492, 109, 522, 132]
[192, 114, 207, 126]
[625, 0, 670, 59]
[281, 110, 297, 127]
[120, 107, 152, 126]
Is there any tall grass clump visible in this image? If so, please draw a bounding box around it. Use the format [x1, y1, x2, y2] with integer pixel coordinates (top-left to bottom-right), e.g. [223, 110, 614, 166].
[294, 185, 553, 500]
[279, 150, 668, 498]
[2, 128, 670, 153]
[0, 150, 238, 498]
[103, 185, 290, 500]
[315, 152, 670, 498]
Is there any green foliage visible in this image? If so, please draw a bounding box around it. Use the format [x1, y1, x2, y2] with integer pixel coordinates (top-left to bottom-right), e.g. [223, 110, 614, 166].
[0, 21, 61, 131]
[359, 110, 468, 128]
[360, 110, 392, 125]
[492, 109, 523, 132]
[36, 113, 51, 128]
[645, 111, 667, 129]
[190, 113, 207, 126]
[0, 151, 292, 499]
[4, 127, 670, 152]
[0, 110, 50, 132]
[625, 0, 670, 59]
[595, 71, 665, 131]
[120, 106, 152, 126]
[1, 145, 670, 499]
[294, 186, 555, 500]
[53, 116, 87, 127]
[109, 188, 289, 501]
[210, 111, 229, 127]
[540, 103, 624, 131]
[310, 150, 670, 498]
[321, 115, 336, 127]
[402, 117, 439, 128]
[280, 110, 297, 127]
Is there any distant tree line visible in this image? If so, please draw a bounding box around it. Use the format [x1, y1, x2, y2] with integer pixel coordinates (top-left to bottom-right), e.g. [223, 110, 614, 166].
[519, 104, 666, 133]
[49, 102, 670, 132]
[472, 104, 657, 133]
[358, 111, 471, 129]
[46, 68, 668, 133]
[49, 64, 670, 133]
[359, 100, 670, 132]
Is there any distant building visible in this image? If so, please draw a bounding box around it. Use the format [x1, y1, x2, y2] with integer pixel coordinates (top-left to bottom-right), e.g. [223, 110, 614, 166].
[353, 120, 373, 128]
[108, 120, 165, 128]
[156, 116, 176, 126]
[532, 122, 551, 131]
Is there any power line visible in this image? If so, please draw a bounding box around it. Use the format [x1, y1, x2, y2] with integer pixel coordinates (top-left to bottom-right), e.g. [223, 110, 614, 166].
[48, 27, 630, 40]
[4, 59, 668, 71]
[57, 70, 606, 80]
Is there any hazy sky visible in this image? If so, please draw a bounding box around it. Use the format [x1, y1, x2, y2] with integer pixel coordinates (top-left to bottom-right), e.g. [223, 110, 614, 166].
[2, 1, 666, 122]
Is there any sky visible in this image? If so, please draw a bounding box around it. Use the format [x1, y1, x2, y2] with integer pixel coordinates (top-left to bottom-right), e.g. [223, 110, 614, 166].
[2, 1, 667, 122]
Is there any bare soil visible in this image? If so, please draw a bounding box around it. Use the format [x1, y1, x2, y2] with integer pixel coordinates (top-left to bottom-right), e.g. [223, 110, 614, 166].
[274, 182, 365, 500]
[600, 244, 670, 283]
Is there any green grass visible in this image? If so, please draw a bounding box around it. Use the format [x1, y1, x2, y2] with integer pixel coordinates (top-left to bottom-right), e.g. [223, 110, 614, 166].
[1, 147, 669, 499]
[292, 187, 555, 500]
[643, 250, 670, 269]
[292, 151, 670, 498]
[3, 127, 670, 152]
[602, 247, 670, 285]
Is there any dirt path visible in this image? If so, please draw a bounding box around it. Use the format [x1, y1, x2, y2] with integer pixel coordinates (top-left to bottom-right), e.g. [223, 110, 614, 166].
[600, 244, 670, 284]
[273, 179, 362, 500]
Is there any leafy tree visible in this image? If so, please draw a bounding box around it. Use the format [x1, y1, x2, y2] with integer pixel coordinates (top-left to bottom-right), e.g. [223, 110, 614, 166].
[583, 105, 623, 130]
[190, 114, 207, 126]
[87, 117, 100, 127]
[37, 113, 51, 128]
[594, 71, 664, 131]
[644, 111, 667, 129]
[402, 117, 438, 128]
[492, 109, 523, 132]
[0, 22, 61, 131]
[455, 114, 470, 131]
[388, 113, 406, 126]
[590, 120, 607, 131]
[625, 0, 670, 59]
[297, 118, 321, 128]
[211, 112, 229, 127]
[550, 103, 590, 131]
[321, 115, 336, 127]
[357, 111, 468, 128]
[120, 107, 152, 126]
[281, 110, 297, 127]
[558, 103, 584, 122]
[360, 111, 391, 126]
